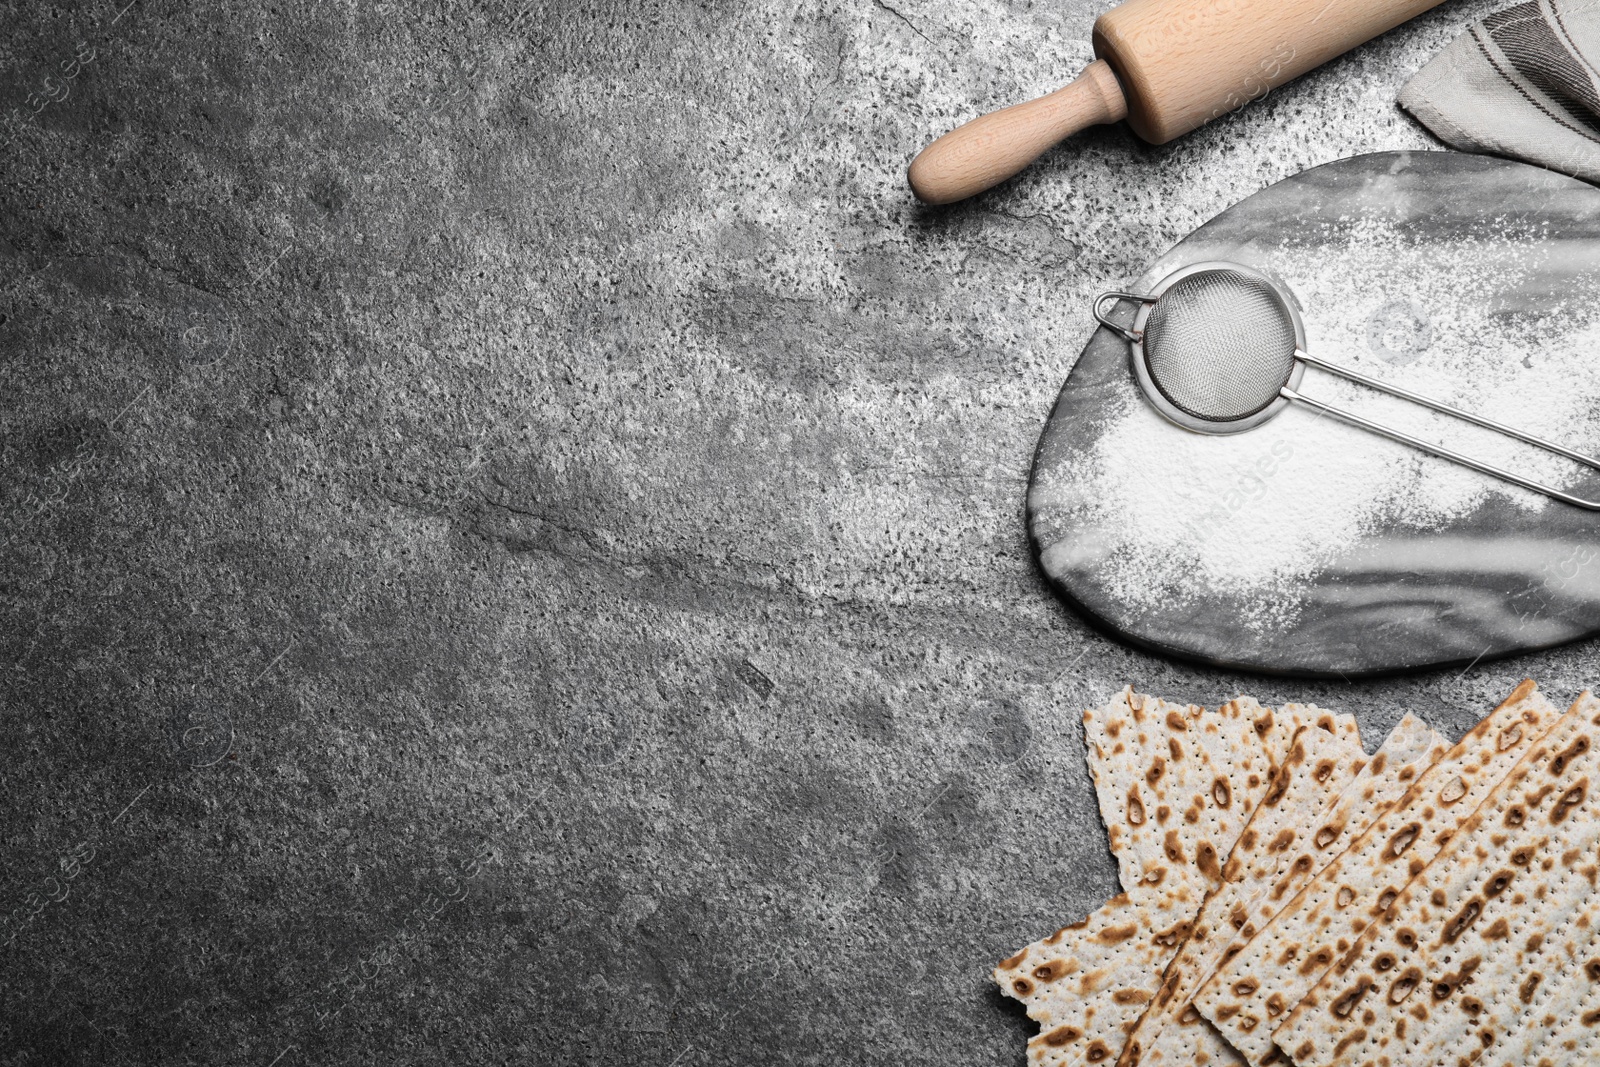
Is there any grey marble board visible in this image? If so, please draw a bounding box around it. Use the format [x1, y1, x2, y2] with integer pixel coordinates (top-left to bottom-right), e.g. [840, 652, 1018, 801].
[1030, 151, 1600, 677]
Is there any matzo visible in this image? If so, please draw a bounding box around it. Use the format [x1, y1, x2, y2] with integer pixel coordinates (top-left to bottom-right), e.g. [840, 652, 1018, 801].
[997, 893, 1190, 1066]
[1082, 689, 1205, 899]
[1502, 927, 1600, 1066]
[1173, 696, 1309, 905]
[1273, 691, 1600, 1067]
[1083, 690, 1351, 909]
[1118, 714, 1444, 1067]
[1465, 884, 1600, 1067]
[1001, 692, 1355, 1066]
[1193, 679, 1559, 1066]
[1117, 723, 1366, 1067]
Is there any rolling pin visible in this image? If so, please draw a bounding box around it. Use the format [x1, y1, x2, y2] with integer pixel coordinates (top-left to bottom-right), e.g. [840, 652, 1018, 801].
[908, 0, 1449, 204]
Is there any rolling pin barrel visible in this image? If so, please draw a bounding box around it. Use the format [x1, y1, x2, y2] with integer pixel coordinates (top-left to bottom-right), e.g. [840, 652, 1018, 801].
[908, 0, 1450, 204]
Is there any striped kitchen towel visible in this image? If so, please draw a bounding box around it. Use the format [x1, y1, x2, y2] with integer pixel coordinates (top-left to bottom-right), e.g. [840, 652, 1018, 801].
[1400, 0, 1600, 183]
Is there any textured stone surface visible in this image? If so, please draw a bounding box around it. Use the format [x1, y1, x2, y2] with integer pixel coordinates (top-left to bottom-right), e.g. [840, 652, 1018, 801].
[0, 1, 1591, 1064]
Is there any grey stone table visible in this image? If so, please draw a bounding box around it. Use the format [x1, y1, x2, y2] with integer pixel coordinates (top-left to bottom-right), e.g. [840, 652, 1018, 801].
[0, 1, 1592, 1065]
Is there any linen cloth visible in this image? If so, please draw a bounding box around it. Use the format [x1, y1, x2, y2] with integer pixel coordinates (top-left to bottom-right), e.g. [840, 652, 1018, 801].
[1400, 0, 1600, 183]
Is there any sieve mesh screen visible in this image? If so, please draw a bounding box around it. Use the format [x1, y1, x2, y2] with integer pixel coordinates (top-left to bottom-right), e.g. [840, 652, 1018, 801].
[1142, 269, 1299, 422]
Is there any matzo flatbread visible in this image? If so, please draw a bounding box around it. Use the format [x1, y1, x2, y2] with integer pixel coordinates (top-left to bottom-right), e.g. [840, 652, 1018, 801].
[1117, 724, 1366, 1067]
[1173, 697, 1308, 905]
[1504, 930, 1600, 1066]
[1281, 705, 1361, 750]
[1084, 691, 1351, 909]
[1001, 692, 1356, 1066]
[1193, 680, 1559, 1066]
[997, 893, 1189, 1066]
[1118, 714, 1444, 1067]
[1083, 690, 1207, 900]
[1273, 691, 1600, 1067]
[1220, 712, 1445, 975]
[1430, 693, 1600, 1067]
[1465, 891, 1600, 1067]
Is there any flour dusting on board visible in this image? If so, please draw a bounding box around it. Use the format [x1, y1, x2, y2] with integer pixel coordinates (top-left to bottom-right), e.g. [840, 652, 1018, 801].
[1064, 217, 1600, 630]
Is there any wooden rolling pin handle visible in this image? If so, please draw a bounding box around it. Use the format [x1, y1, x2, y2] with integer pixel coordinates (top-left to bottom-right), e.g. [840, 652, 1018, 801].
[908, 60, 1129, 205]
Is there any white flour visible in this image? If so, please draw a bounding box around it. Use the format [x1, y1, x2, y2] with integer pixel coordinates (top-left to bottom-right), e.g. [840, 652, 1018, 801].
[1055, 217, 1600, 630]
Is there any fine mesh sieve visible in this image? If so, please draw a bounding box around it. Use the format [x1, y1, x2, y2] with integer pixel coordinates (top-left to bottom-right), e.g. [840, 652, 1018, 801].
[1141, 268, 1298, 423]
[1093, 260, 1600, 510]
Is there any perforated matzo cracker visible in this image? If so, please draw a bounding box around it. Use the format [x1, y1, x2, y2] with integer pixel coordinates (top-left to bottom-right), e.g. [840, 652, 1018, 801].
[1273, 691, 1600, 1067]
[1000, 692, 1355, 1066]
[1118, 714, 1443, 1067]
[1502, 927, 1600, 1066]
[1117, 724, 1365, 1067]
[997, 893, 1190, 1066]
[1083, 690, 1351, 910]
[1193, 680, 1558, 1066]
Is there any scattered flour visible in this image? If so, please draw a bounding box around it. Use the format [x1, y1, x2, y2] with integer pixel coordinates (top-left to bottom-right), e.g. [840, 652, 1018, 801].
[1055, 216, 1600, 630]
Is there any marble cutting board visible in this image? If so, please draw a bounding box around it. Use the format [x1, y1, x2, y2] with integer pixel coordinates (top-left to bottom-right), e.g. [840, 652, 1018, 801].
[1029, 151, 1600, 677]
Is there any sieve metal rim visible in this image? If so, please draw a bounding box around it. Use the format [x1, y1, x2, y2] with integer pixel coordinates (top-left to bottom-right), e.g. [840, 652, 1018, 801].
[1117, 260, 1308, 436]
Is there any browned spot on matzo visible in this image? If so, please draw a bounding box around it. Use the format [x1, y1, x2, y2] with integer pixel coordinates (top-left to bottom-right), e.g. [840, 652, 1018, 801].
[1552, 779, 1588, 823]
[1442, 898, 1483, 944]
[1386, 822, 1420, 858]
[1099, 924, 1140, 945]
[1147, 756, 1166, 786]
[1042, 1025, 1082, 1047]
[1032, 960, 1068, 982]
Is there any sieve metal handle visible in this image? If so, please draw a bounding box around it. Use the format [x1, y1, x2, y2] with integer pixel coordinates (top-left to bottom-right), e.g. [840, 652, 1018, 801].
[1282, 384, 1600, 511]
[1298, 352, 1600, 473]
[1093, 291, 1153, 342]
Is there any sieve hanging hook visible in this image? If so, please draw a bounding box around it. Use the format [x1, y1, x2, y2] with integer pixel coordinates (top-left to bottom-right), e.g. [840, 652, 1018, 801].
[1094, 260, 1600, 510]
